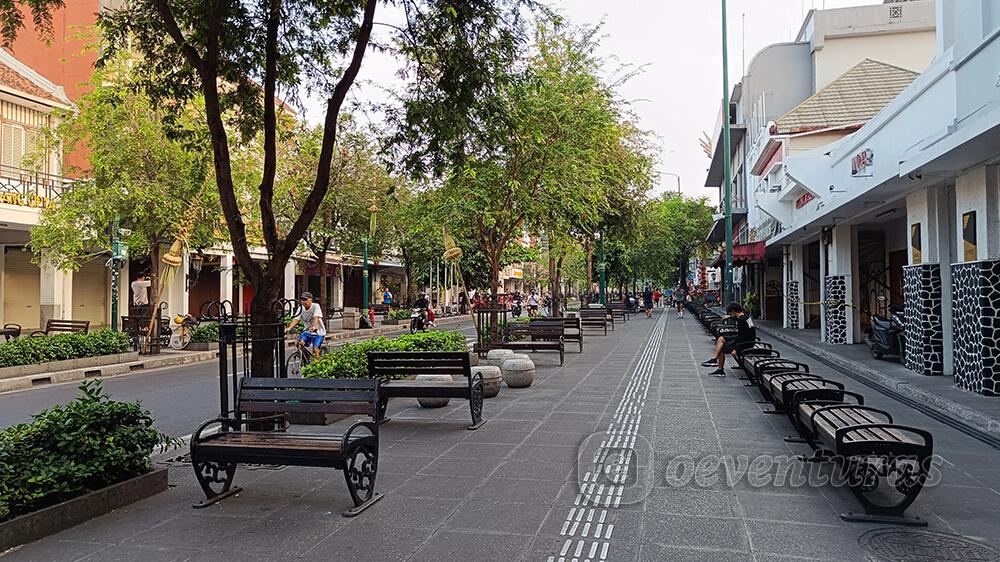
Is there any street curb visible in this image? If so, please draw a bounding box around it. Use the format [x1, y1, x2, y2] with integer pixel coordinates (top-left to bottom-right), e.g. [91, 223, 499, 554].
[757, 325, 1000, 440]
[0, 315, 472, 395]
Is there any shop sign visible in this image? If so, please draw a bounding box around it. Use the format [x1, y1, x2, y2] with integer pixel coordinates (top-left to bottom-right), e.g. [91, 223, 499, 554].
[512, 269, 523, 279]
[0, 192, 55, 209]
[851, 148, 874, 176]
[794, 192, 816, 209]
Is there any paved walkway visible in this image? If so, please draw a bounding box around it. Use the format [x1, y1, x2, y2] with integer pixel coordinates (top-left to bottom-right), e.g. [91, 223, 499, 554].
[4, 311, 1000, 561]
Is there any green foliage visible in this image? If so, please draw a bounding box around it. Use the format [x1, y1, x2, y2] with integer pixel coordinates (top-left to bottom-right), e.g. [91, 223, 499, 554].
[0, 0, 65, 48]
[0, 330, 131, 369]
[189, 322, 219, 343]
[0, 380, 170, 522]
[742, 291, 759, 318]
[302, 331, 468, 379]
[388, 309, 413, 321]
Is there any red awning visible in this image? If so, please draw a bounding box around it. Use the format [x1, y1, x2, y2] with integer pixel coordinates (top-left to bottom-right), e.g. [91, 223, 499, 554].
[710, 241, 766, 268]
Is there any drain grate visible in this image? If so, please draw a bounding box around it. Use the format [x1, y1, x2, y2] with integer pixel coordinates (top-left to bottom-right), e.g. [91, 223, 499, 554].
[860, 528, 1000, 562]
[159, 452, 284, 472]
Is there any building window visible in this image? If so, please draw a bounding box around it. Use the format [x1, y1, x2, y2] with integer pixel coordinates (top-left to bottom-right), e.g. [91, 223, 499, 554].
[1, 123, 44, 173]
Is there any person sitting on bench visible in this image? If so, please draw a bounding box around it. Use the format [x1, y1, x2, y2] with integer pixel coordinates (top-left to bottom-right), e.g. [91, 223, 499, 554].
[701, 302, 755, 377]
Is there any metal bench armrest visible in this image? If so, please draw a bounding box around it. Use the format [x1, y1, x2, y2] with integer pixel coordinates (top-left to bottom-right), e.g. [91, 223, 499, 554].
[791, 389, 864, 413]
[835, 423, 933, 450]
[342, 420, 379, 451]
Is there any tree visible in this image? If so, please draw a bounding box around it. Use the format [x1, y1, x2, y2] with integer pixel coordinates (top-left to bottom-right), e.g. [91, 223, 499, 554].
[95, 0, 537, 375]
[0, 0, 64, 47]
[30, 61, 217, 325]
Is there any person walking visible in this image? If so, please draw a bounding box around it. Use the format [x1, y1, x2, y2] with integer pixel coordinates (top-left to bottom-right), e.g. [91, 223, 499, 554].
[642, 286, 654, 318]
[701, 302, 756, 377]
[652, 288, 661, 308]
[673, 283, 687, 319]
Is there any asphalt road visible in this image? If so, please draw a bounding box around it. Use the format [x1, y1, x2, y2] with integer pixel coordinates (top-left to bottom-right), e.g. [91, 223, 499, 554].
[0, 320, 477, 437]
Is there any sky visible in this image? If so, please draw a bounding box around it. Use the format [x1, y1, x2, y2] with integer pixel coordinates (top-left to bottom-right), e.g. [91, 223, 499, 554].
[304, 0, 886, 203]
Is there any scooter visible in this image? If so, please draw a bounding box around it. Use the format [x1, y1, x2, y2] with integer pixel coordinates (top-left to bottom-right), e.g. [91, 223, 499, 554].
[409, 308, 428, 334]
[511, 300, 523, 318]
[867, 304, 906, 363]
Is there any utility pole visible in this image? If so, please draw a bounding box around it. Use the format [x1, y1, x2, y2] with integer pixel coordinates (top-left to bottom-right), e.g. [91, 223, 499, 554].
[598, 231, 606, 305]
[722, 0, 735, 305]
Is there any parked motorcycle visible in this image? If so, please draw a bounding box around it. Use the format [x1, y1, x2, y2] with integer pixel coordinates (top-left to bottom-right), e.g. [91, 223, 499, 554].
[867, 304, 906, 363]
[409, 308, 428, 334]
[511, 299, 523, 318]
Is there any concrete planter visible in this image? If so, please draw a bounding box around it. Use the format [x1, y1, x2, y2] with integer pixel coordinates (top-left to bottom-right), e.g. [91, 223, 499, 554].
[484, 349, 514, 367]
[185, 342, 219, 352]
[382, 319, 400, 325]
[0, 351, 140, 382]
[471, 366, 502, 398]
[468, 352, 480, 367]
[0, 467, 168, 551]
[287, 412, 350, 426]
[415, 374, 454, 408]
[501, 357, 535, 388]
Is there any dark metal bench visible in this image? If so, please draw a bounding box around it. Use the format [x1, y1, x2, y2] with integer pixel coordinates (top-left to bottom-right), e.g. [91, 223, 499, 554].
[608, 302, 629, 323]
[794, 397, 933, 525]
[579, 308, 612, 334]
[369, 352, 485, 430]
[189, 377, 382, 516]
[531, 317, 583, 352]
[371, 303, 390, 320]
[31, 319, 90, 336]
[500, 322, 565, 365]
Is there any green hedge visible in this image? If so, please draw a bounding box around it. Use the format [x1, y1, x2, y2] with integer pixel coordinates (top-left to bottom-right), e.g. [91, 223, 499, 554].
[302, 330, 468, 380]
[189, 322, 219, 343]
[0, 330, 131, 369]
[387, 309, 412, 321]
[0, 380, 170, 522]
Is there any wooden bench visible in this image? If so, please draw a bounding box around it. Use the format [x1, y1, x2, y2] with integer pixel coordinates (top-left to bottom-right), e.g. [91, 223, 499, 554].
[189, 378, 382, 516]
[579, 308, 612, 334]
[608, 302, 629, 323]
[794, 398, 934, 525]
[369, 352, 485, 430]
[31, 319, 90, 337]
[500, 322, 565, 365]
[532, 317, 583, 352]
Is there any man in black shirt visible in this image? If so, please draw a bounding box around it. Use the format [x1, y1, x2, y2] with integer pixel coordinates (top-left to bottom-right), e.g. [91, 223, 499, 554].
[701, 302, 756, 377]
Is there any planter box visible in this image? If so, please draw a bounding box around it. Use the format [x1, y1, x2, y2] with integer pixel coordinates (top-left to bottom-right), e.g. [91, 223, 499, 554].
[0, 467, 168, 551]
[0, 351, 140, 382]
[185, 342, 219, 351]
[382, 319, 400, 326]
[287, 412, 350, 426]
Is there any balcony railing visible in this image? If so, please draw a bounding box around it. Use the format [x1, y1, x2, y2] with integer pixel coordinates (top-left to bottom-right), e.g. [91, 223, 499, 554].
[0, 165, 73, 209]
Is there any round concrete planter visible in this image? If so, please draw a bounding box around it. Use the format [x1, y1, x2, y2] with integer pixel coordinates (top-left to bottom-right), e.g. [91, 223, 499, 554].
[468, 352, 480, 367]
[501, 357, 535, 388]
[484, 349, 514, 367]
[415, 374, 454, 408]
[471, 365, 503, 398]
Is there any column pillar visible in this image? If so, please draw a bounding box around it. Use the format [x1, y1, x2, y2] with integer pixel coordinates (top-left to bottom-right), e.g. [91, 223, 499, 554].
[160, 251, 188, 318]
[0, 245, 5, 326]
[283, 259, 296, 301]
[822, 225, 852, 344]
[903, 187, 948, 376]
[39, 255, 71, 326]
[117, 260, 130, 325]
[784, 244, 804, 329]
[219, 254, 234, 306]
[952, 165, 1000, 395]
[333, 265, 344, 308]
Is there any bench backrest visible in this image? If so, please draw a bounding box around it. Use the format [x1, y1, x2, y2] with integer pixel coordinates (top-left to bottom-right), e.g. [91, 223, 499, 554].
[578, 309, 608, 320]
[44, 319, 90, 334]
[608, 303, 627, 310]
[507, 322, 563, 339]
[237, 377, 379, 417]
[531, 317, 580, 330]
[367, 351, 471, 381]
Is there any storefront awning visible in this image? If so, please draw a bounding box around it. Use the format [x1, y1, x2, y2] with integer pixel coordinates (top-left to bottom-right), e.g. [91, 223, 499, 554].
[705, 211, 748, 244]
[705, 126, 747, 187]
[710, 241, 766, 268]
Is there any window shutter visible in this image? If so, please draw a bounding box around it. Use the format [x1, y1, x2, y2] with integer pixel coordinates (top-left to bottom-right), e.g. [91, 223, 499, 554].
[1, 123, 14, 168]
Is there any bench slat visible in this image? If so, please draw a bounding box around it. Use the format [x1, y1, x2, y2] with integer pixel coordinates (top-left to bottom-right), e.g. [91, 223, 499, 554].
[240, 401, 374, 415]
[239, 389, 378, 402]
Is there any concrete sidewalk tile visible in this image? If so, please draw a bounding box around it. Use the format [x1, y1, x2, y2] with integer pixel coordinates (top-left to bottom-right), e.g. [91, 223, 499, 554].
[1, 540, 110, 562]
[303, 525, 429, 560]
[211, 511, 344, 557]
[122, 513, 257, 549]
[407, 530, 533, 562]
[392, 474, 486, 499]
[638, 543, 753, 562]
[746, 520, 866, 560]
[641, 513, 749, 551]
[493, 459, 575, 482]
[418, 455, 501, 476]
[442, 499, 552, 535]
[736, 490, 843, 526]
[440, 441, 517, 459]
[78, 545, 199, 562]
[357, 496, 461, 528]
[466, 477, 566, 504]
[643, 488, 740, 518]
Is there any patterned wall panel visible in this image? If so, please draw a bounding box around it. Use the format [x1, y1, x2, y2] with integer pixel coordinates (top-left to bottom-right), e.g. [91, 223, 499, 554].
[824, 276, 848, 344]
[952, 260, 1000, 396]
[786, 281, 800, 329]
[902, 264, 943, 376]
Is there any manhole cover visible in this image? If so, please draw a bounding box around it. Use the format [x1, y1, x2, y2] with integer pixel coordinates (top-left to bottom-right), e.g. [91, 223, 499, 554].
[860, 528, 1000, 562]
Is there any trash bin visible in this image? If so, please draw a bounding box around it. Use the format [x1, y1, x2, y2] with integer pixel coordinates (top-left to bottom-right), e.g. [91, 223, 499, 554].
[342, 309, 360, 330]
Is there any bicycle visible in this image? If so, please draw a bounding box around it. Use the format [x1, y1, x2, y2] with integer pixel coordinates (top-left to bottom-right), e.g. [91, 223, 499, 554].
[284, 333, 327, 377]
[168, 314, 200, 350]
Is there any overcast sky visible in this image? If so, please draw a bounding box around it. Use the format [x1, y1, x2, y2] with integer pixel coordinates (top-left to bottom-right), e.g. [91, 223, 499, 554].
[308, 0, 886, 203]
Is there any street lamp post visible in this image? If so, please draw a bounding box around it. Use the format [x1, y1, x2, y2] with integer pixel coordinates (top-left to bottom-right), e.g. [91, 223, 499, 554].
[664, 172, 682, 194]
[721, 0, 735, 305]
[598, 231, 606, 305]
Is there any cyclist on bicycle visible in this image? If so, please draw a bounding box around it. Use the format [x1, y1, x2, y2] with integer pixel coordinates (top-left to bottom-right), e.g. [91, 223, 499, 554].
[286, 292, 326, 360]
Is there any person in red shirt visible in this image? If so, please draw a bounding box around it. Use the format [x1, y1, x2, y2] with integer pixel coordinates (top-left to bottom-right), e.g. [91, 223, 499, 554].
[652, 289, 661, 307]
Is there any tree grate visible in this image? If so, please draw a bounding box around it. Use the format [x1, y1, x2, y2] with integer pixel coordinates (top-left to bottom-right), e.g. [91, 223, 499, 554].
[860, 528, 1000, 562]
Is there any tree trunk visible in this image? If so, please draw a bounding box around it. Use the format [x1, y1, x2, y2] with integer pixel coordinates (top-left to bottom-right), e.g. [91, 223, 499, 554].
[548, 253, 557, 317]
[585, 241, 593, 301]
[401, 248, 412, 304]
[555, 255, 564, 317]
[146, 242, 162, 353]
[249, 272, 283, 378]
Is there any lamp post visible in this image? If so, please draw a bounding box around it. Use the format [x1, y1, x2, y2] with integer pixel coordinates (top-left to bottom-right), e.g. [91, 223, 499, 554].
[721, 0, 735, 305]
[363, 196, 380, 325]
[664, 172, 682, 194]
[598, 231, 606, 305]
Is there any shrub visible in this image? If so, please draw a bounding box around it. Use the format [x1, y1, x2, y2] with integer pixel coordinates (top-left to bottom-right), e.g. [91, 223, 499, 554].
[388, 309, 412, 321]
[190, 322, 219, 343]
[0, 380, 171, 522]
[302, 330, 469, 379]
[0, 330, 131, 369]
